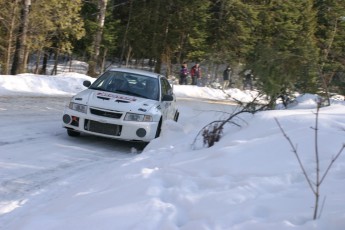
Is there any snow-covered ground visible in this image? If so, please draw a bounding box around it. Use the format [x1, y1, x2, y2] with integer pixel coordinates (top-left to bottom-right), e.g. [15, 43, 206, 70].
[0, 72, 344, 230]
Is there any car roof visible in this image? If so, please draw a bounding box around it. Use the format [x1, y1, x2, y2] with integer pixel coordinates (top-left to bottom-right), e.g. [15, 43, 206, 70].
[106, 67, 161, 79]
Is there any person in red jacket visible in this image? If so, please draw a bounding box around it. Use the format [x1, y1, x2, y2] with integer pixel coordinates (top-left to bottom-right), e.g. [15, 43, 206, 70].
[190, 63, 201, 85]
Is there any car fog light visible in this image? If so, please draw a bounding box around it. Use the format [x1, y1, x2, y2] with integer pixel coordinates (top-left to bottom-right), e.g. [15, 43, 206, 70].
[63, 114, 71, 124]
[136, 128, 146, 137]
[71, 116, 79, 127]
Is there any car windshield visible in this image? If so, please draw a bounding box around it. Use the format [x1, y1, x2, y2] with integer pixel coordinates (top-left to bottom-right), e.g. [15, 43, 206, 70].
[89, 70, 160, 100]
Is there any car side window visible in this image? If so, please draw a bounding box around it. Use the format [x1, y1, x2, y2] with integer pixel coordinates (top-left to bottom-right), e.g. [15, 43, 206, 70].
[161, 78, 172, 96]
[91, 71, 112, 89]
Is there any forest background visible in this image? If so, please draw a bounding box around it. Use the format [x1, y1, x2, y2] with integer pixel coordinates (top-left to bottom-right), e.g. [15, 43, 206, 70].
[0, 0, 344, 106]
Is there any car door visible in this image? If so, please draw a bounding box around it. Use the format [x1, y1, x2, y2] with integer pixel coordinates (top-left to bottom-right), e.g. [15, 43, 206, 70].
[160, 77, 176, 120]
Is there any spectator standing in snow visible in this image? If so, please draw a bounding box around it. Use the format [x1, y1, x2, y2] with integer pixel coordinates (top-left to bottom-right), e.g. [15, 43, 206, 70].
[190, 63, 201, 85]
[243, 69, 254, 90]
[223, 65, 232, 89]
[179, 63, 189, 85]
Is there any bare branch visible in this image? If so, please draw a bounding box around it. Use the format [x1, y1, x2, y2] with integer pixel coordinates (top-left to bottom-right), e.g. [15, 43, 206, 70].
[274, 118, 316, 195]
[319, 144, 345, 185]
[318, 196, 327, 219]
[314, 105, 321, 191]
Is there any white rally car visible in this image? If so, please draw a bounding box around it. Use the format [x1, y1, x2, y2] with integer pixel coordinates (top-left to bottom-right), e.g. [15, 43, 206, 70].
[62, 68, 179, 143]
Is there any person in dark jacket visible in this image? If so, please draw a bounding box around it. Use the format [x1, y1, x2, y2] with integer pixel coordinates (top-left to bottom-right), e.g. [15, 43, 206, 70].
[179, 63, 189, 85]
[223, 65, 232, 89]
[243, 69, 254, 90]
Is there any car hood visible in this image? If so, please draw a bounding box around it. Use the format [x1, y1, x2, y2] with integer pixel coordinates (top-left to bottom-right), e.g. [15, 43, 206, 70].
[72, 89, 158, 113]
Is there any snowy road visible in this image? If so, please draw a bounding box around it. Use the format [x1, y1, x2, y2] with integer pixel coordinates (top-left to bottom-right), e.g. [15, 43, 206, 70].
[0, 96, 237, 229]
[0, 96, 149, 227]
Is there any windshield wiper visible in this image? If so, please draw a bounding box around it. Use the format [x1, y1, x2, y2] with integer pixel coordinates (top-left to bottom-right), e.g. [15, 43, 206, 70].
[89, 86, 105, 91]
[115, 90, 147, 98]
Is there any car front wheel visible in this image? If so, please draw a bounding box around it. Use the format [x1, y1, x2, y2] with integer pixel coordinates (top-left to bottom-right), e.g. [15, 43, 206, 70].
[155, 117, 162, 138]
[67, 129, 80, 137]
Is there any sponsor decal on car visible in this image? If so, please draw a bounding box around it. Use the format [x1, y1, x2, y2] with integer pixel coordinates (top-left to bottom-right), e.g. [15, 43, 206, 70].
[96, 92, 137, 102]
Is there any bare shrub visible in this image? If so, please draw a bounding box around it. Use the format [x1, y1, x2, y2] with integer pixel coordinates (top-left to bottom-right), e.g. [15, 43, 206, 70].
[193, 97, 267, 148]
[275, 101, 345, 220]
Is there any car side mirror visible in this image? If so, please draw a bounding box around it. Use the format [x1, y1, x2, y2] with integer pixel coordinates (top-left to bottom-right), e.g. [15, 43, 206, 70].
[162, 94, 174, 101]
[83, 80, 91, 87]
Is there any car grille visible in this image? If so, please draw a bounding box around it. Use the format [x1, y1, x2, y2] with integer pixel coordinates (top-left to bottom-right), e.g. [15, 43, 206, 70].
[84, 119, 122, 136]
[90, 108, 123, 119]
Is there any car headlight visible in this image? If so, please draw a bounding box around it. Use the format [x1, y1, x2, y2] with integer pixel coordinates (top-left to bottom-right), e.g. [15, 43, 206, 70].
[69, 102, 87, 113]
[124, 113, 152, 122]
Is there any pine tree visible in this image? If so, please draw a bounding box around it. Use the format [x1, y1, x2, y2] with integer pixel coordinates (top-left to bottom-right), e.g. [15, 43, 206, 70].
[47, 0, 85, 75]
[113, 0, 209, 74]
[249, 0, 319, 107]
[314, 0, 345, 97]
[207, 0, 258, 65]
[27, 0, 59, 74]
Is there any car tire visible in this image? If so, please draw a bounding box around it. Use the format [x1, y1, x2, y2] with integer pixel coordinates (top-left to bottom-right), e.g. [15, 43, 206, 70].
[174, 111, 179, 122]
[67, 129, 80, 137]
[155, 117, 162, 138]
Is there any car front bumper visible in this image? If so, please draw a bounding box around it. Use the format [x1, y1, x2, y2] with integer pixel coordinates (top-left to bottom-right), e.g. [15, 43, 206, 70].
[62, 107, 159, 142]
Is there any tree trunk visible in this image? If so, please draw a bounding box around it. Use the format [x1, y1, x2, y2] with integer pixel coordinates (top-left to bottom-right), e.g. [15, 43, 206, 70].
[150, 0, 160, 72]
[51, 48, 59, 75]
[157, 18, 171, 75]
[11, 0, 30, 75]
[40, 51, 48, 75]
[88, 0, 108, 77]
[23, 45, 29, 72]
[101, 48, 108, 73]
[125, 45, 132, 67]
[68, 54, 73, 72]
[34, 51, 41, 74]
[4, 1, 18, 75]
[120, 0, 133, 67]
[154, 58, 162, 74]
